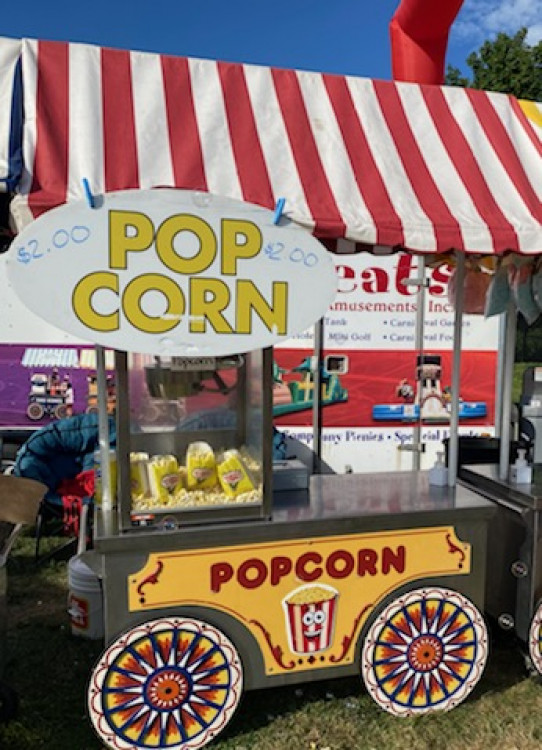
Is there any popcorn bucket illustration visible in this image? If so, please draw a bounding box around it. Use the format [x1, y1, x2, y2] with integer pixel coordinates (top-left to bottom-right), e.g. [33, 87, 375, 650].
[283, 584, 339, 654]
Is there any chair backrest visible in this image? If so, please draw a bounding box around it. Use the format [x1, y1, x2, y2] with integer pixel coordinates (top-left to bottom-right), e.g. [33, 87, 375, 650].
[13, 413, 115, 495]
[0, 474, 47, 524]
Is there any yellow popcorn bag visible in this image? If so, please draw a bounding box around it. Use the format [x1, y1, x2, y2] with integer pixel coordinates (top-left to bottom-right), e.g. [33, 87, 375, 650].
[148, 454, 184, 503]
[217, 449, 255, 497]
[186, 442, 217, 490]
[93, 448, 117, 506]
[130, 452, 150, 498]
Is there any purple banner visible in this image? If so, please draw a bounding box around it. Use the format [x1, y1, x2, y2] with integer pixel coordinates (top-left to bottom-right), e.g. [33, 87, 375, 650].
[0, 343, 114, 427]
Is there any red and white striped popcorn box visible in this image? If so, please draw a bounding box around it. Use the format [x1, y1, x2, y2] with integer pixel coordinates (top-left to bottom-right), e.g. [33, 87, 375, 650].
[282, 583, 339, 654]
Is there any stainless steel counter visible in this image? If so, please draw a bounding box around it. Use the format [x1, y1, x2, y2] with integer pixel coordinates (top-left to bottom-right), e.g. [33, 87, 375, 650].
[94, 470, 495, 553]
[459, 462, 542, 511]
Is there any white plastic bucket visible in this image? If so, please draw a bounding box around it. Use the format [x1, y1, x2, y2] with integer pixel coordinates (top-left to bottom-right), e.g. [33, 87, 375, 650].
[67, 555, 104, 640]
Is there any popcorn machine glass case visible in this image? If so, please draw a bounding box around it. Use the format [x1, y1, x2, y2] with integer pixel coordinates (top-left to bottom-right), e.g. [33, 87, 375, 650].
[112, 348, 273, 530]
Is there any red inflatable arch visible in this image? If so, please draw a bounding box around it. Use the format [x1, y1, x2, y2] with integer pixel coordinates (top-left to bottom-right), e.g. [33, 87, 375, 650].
[390, 0, 465, 84]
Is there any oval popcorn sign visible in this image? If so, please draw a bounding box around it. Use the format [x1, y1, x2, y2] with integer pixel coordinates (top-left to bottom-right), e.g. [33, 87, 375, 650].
[6, 189, 337, 357]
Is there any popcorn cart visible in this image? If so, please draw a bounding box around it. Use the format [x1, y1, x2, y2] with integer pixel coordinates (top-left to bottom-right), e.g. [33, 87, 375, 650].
[3, 34, 542, 750]
[87, 348, 495, 748]
[7, 187, 497, 750]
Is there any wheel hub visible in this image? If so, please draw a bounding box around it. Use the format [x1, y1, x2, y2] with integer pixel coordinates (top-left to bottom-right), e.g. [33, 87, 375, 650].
[407, 634, 443, 672]
[145, 668, 190, 710]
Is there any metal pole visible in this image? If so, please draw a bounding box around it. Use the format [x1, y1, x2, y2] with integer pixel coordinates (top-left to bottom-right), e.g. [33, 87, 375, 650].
[448, 253, 465, 486]
[494, 314, 507, 438]
[499, 302, 517, 480]
[412, 255, 426, 471]
[312, 319, 324, 473]
[96, 345, 113, 512]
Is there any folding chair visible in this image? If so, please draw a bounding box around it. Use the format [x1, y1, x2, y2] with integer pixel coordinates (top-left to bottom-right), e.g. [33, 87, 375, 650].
[12, 414, 115, 562]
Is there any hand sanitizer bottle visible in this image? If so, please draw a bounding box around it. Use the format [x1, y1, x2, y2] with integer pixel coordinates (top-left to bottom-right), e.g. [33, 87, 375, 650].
[429, 451, 448, 486]
[509, 448, 532, 484]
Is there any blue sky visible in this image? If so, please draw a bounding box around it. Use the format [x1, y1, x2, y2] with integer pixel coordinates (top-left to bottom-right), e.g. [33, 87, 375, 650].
[1, 0, 540, 80]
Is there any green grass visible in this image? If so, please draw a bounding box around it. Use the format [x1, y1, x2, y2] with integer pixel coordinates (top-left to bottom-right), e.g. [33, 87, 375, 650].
[2, 531, 542, 750]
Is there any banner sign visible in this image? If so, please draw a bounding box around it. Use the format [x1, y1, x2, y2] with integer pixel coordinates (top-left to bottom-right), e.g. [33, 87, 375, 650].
[274, 253, 499, 472]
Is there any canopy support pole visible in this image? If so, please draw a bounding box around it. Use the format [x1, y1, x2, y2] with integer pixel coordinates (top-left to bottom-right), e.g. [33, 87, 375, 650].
[96, 345, 113, 512]
[494, 313, 508, 438]
[398, 255, 427, 468]
[499, 302, 517, 480]
[312, 318, 324, 473]
[412, 255, 427, 471]
[448, 252, 465, 486]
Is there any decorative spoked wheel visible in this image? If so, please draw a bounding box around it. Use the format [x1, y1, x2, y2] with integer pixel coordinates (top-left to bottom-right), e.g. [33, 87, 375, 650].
[528, 601, 542, 675]
[361, 587, 488, 716]
[26, 402, 44, 420]
[54, 403, 68, 419]
[88, 617, 243, 750]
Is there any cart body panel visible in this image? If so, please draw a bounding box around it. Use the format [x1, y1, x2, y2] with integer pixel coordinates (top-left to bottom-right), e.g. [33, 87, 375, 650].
[93, 471, 494, 690]
[459, 463, 542, 642]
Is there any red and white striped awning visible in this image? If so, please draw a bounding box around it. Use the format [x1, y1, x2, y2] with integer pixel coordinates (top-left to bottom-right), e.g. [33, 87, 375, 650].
[5, 38, 542, 255]
[0, 37, 22, 191]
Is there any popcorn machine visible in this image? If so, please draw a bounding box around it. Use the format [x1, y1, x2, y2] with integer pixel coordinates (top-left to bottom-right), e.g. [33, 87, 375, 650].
[109, 349, 273, 529]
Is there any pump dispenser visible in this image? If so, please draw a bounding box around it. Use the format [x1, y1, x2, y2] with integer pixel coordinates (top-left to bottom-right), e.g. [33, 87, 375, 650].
[509, 448, 532, 485]
[429, 451, 448, 486]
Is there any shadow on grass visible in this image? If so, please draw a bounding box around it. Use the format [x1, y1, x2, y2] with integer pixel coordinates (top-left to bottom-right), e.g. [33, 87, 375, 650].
[0, 532, 104, 749]
[214, 623, 534, 748]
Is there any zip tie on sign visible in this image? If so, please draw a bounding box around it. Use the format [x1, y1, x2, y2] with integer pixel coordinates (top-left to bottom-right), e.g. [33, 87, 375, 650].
[273, 197, 286, 225]
[82, 178, 95, 209]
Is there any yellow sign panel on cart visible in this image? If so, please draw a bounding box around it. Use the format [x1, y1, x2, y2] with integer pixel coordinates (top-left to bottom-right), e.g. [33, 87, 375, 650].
[129, 525, 470, 675]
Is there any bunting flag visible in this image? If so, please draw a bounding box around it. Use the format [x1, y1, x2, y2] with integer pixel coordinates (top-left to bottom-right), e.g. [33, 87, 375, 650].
[5, 37, 542, 255]
[0, 37, 22, 192]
